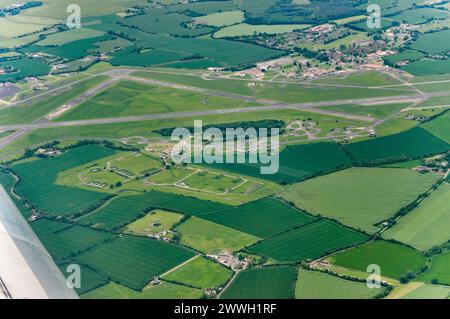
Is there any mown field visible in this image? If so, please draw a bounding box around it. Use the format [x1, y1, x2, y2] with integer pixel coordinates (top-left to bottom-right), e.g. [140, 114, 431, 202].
[422, 111, 450, 144]
[282, 168, 439, 233]
[125, 210, 183, 237]
[247, 220, 368, 262]
[75, 235, 196, 290]
[331, 241, 426, 280]
[200, 197, 316, 238]
[344, 127, 449, 164]
[164, 256, 233, 289]
[383, 183, 450, 251]
[77, 191, 231, 230]
[400, 284, 450, 299]
[207, 142, 352, 185]
[174, 217, 259, 254]
[418, 251, 450, 285]
[295, 269, 384, 299]
[220, 266, 297, 299]
[12, 145, 117, 216]
[214, 23, 309, 38]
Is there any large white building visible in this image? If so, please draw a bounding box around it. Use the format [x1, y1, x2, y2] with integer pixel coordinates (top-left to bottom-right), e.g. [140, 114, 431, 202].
[0, 186, 78, 299]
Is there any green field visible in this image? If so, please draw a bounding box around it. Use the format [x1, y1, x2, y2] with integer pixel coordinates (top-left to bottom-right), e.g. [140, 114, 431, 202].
[321, 103, 409, 119]
[295, 269, 384, 299]
[59, 263, 108, 295]
[220, 266, 297, 299]
[76, 235, 195, 290]
[109, 152, 162, 176]
[82, 282, 203, 299]
[207, 142, 352, 184]
[56, 80, 259, 121]
[409, 29, 450, 54]
[344, 127, 449, 164]
[282, 168, 439, 233]
[195, 10, 244, 27]
[422, 111, 450, 144]
[214, 23, 309, 38]
[247, 220, 368, 262]
[401, 59, 450, 76]
[125, 210, 183, 237]
[37, 28, 105, 46]
[0, 58, 51, 82]
[418, 251, 450, 285]
[12, 145, 116, 216]
[164, 256, 233, 289]
[38, 225, 115, 261]
[174, 217, 259, 254]
[400, 284, 450, 299]
[30, 218, 72, 238]
[383, 183, 450, 251]
[77, 191, 231, 230]
[391, 8, 448, 25]
[331, 241, 426, 280]
[201, 197, 316, 238]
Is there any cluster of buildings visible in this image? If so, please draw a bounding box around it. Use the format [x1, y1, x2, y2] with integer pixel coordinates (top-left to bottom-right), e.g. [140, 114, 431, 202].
[207, 250, 249, 271]
[34, 148, 61, 158]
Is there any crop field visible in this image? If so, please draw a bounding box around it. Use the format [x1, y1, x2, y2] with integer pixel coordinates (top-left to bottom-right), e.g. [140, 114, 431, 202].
[200, 197, 316, 238]
[391, 8, 448, 25]
[59, 263, 108, 295]
[174, 217, 259, 254]
[11, 145, 116, 216]
[163, 256, 233, 289]
[125, 210, 183, 237]
[422, 111, 450, 144]
[331, 241, 426, 280]
[344, 127, 449, 164]
[383, 183, 450, 251]
[247, 220, 368, 262]
[418, 251, 450, 285]
[220, 266, 297, 299]
[56, 80, 260, 121]
[36, 28, 105, 46]
[401, 58, 450, 76]
[214, 23, 309, 38]
[83, 282, 203, 299]
[0, 58, 51, 83]
[75, 235, 196, 290]
[37, 225, 115, 262]
[208, 142, 352, 184]
[408, 29, 450, 54]
[282, 168, 439, 233]
[295, 269, 384, 299]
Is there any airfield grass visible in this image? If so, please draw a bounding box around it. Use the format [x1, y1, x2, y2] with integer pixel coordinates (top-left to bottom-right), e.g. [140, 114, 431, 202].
[282, 168, 439, 233]
[148, 167, 194, 184]
[418, 251, 450, 285]
[207, 142, 352, 185]
[200, 197, 316, 238]
[125, 210, 183, 237]
[295, 269, 384, 299]
[38, 225, 115, 261]
[11, 145, 117, 216]
[344, 127, 449, 164]
[57, 80, 260, 121]
[82, 281, 203, 299]
[247, 220, 368, 263]
[383, 183, 450, 251]
[220, 266, 296, 299]
[164, 256, 233, 289]
[321, 103, 409, 119]
[59, 263, 108, 295]
[422, 110, 450, 144]
[77, 191, 231, 230]
[331, 241, 426, 280]
[0, 75, 108, 125]
[174, 217, 259, 254]
[311, 71, 402, 87]
[75, 235, 196, 290]
[373, 118, 418, 136]
[400, 284, 450, 299]
[110, 152, 162, 176]
[182, 170, 246, 194]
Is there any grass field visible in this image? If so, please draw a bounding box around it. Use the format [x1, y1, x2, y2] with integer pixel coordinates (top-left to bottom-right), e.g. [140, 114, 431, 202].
[247, 220, 368, 262]
[312, 71, 402, 87]
[330, 241, 426, 280]
[174, 217, 259, 254]
[59, 263, 108, 295]
[195, 10, 244, 27]
[82, 281, 203, 299]
[220, 266, 296, 299]
[214, 23, 309, 38]
[207, 142, 352, 185]
[401, 59, 450, 76]
[383, 183, 450, 251]
[125, 210, 183, 236]
[422, 111, 450, 144]
[282, 168, 439, 233]
[418, 251, 450, 285]
[30, 218, 72, 238]
[12, 145, 116, 216]
[110, 152, 162, 176]
[38, 225, 115, 261]
[344, 127, 449, 164]
[295, 269, 384, 299]
[164, 256, 233, 289]
[37, 28, 105, 46]
[321, 103, 409, 119]
[56, 80, 260, 121]
[200, 197, 316, 238]
[76, 235, 195, 290]
[77, 191, 231, 230]
[400, 284, 450, 299]
[408, 29, 450, 54]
